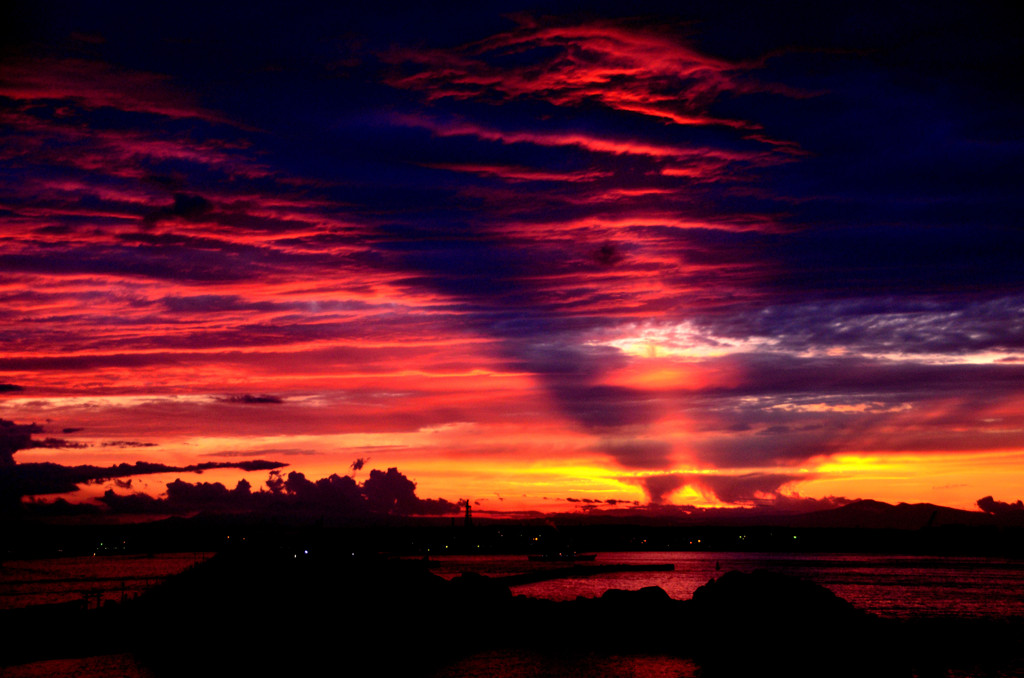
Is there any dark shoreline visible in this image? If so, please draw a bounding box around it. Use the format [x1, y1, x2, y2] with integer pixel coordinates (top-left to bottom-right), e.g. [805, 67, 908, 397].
[4, 546, 1024, 677]
[6, 513, 1024, 563]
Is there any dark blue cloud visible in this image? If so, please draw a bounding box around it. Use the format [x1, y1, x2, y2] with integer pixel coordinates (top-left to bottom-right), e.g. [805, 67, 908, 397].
[3, 0, 1021, 478]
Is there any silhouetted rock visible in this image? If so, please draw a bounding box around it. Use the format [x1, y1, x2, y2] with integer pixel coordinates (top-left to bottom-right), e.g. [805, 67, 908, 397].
[600, 584, 671, 605]
[9, 548, 1022, 678]
[689, 569, 898, 677]
[122, 550, 464, 677]
[692, 569, 865, 623]
[449, 570, 513, 604]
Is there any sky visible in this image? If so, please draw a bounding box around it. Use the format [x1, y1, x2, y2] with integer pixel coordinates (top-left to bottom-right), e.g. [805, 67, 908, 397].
[1, 1, 1022, 519]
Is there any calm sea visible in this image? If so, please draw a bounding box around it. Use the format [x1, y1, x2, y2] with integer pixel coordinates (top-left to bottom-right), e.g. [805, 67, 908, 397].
[4, 551, 1023, 678]
[425, 551, 1024, 678]
[424, 551, 1024, 620]
[7, 550, 1020, 619]
[0, 552, 210, 610]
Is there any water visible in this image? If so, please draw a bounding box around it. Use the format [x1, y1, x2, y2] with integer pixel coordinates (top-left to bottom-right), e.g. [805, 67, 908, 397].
[0, 654, 157, 678]
[0, 552, 210, 610]
[424, 551, 1024, 620]
[4, 550, 1023, 677]
[422, 551, 1024, 677]
[429, 649, 700, 678]
[6, 550, 1021, 619]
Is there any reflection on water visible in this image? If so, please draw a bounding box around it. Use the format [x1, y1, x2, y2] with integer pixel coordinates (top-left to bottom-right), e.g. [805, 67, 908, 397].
[429, 649, 699, 678]
[0, 553, 211, 610]
[0, 654, 156, 678]
[3, 550, 1023, 677]
[5, 549, 1022, 620]
[425, 551, 1024, 619]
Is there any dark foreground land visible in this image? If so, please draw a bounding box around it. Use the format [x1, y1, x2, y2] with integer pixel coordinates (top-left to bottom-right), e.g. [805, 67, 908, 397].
[3, 541, 1024, 677]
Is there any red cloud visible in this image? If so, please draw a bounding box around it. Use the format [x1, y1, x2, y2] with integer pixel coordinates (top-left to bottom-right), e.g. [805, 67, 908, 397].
[388, 20, 747, 128]
[0, 57, 228, 123]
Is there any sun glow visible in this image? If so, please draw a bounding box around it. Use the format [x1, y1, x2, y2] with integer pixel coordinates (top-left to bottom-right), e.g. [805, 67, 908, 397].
[594, 321, 778, 360]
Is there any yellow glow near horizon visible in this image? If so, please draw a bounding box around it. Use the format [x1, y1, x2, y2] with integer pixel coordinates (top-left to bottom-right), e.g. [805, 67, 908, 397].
[801, 449, 1024, 511]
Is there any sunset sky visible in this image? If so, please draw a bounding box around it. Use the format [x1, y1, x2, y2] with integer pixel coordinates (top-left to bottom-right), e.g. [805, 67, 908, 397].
[2, 1, 1022, 517]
